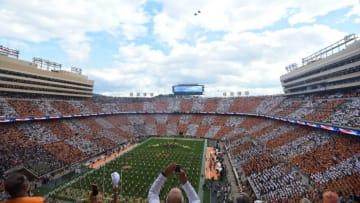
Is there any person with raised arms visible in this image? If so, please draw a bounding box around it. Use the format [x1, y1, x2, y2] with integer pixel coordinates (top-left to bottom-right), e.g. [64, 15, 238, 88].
[148, 163, 200, 203]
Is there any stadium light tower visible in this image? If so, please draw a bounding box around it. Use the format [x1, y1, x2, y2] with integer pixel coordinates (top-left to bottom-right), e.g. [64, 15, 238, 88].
[0, 45, 19, 58]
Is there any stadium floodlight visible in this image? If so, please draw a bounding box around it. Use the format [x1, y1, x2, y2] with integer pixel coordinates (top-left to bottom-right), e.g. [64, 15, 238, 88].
[285, 63, 298, 72]
[344, 34, 356, 42]
[33, 57, 62, 71]
[71, 66, 82, 75]
[0, 45, 19, 59]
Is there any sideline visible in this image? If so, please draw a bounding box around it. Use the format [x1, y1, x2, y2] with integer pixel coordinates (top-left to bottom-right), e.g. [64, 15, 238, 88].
[205, 147, 220, 180]
[198, 138, 207, 203]
[90, 144, 138, 169]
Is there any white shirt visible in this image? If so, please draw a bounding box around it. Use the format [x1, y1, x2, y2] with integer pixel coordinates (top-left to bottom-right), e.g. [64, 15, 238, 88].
[148, 173, 201, 203]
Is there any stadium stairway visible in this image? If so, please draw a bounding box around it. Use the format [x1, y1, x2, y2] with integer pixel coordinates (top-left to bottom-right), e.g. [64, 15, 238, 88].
[221, 142, 241, 200]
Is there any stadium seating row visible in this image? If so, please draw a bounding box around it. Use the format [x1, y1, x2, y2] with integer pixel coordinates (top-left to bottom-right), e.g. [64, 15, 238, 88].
[226, 116, 360, 202]
[1, 90, 359, 128]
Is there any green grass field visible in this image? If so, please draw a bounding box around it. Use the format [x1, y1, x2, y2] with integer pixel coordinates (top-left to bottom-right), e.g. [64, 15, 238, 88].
[49, 137, 206, 202]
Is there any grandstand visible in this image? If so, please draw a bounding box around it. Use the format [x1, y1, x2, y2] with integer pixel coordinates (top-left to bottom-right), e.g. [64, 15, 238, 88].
[0, 37, 359, 203]
[281, 34, 360, 95]
[0, 50, 93, 98]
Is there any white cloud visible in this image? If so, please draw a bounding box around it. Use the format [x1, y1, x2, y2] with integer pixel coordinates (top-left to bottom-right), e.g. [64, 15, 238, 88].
[88, 24, 345, 96]
[152, 0, 357, 44]
[152, 0, 290, 44]
[153, 13, 188, 44]
[0, 0, 149, 62]
[122, 24, 148, 40]
[115, 43, 166, 64]
[1, 1, 355, 96]
[60, 34, 91, 62]
[288, 0, 358, 25]
[156, 0, 290, 31]
[346, 1, 360, 23]
[0, 38, 30, 51]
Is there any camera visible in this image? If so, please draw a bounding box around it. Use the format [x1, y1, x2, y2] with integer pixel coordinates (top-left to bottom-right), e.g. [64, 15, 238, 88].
[91, 184, 99, 196]
[175, 164, 181, 173]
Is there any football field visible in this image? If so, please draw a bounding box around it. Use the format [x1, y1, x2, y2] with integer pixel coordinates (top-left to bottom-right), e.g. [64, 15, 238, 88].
[49, 137, 206, 202]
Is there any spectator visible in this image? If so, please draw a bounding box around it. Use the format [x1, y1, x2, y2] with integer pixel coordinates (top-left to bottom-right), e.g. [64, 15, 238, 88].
[89, 175, 119, 203]
[299, 197, 311, 203]
[2, 173, 44, 203]
[148, 163, 200, 203]
[89, 184, 102, 203]
[236, 192, 250, 203]
[346, 200, 359, 203]
[112, 185, 118, 203]
[323, 191, 339, 203]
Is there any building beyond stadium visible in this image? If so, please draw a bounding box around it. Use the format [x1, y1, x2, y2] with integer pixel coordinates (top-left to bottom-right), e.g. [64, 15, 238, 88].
[0, 53, 94, 97]
[281, 34, 360, 95]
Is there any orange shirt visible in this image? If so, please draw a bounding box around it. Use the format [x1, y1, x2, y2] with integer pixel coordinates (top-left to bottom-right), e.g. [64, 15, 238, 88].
[1, 197, 44, 203]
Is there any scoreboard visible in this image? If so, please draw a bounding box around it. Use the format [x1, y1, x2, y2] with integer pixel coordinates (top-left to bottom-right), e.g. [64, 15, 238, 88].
[172, 84, 204, 95]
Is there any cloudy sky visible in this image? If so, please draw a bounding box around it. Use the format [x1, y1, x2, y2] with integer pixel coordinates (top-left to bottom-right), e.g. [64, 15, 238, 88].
[1, 0, 359, 97]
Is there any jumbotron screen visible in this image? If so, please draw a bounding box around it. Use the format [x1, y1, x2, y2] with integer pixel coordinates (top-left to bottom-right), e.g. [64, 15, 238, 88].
[172, 84, 204, 95]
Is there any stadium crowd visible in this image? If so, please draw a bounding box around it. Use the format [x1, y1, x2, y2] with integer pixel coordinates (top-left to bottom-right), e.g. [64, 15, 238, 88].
[226, 116, 360, 202]
[0, 90, 359, 202]
[249, 165, 308, 202]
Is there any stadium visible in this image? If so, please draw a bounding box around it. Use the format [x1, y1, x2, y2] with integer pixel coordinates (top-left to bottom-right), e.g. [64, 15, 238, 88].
[0, 27, 360, 203]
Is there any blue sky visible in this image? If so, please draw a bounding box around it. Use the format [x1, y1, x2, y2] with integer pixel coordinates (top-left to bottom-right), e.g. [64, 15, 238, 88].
[0, 0, 359, 97]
